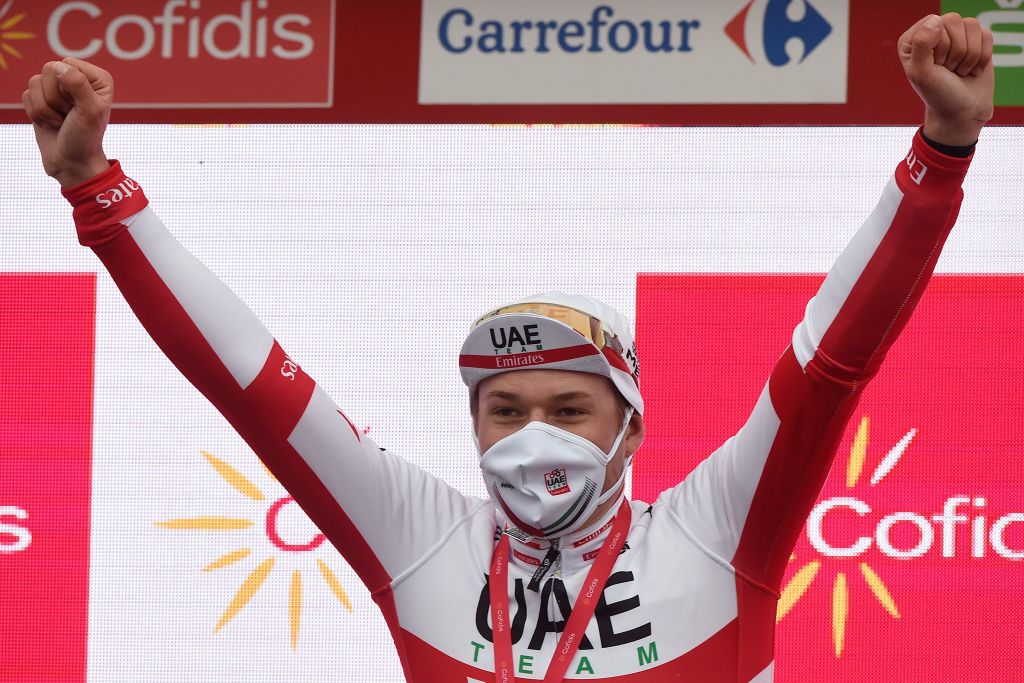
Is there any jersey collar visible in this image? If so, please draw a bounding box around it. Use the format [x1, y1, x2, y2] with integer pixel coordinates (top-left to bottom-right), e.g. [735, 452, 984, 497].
[502, 496, 625, 577]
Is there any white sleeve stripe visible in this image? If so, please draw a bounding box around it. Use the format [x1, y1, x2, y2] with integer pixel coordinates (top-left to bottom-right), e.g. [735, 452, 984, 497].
[720, 383, 781, 552]
[750, 661, 775, 682]
[792, 177, 904, 369]
[127, 208, 275, 389]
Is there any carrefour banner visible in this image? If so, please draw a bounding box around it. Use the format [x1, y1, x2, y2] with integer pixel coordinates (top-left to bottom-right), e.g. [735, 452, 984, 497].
[0, 0, 1023, 123]
[419, 0, 849, 103]
[1, 124, 1022, 681]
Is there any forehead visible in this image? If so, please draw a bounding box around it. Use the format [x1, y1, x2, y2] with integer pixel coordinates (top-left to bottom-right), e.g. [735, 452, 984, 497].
[478, 369, 618, 402]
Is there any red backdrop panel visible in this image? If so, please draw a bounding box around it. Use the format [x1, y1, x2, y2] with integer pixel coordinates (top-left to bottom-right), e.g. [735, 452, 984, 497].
[0, 273, 95, 683]
[635, 273, 1024, 682]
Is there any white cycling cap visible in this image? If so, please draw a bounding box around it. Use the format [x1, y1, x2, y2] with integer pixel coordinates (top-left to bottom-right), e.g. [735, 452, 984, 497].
[459, 292, 643, 415]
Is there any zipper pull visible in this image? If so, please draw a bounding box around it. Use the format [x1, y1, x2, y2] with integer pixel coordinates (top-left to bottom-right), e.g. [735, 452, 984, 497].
[527, 540, 560, 592]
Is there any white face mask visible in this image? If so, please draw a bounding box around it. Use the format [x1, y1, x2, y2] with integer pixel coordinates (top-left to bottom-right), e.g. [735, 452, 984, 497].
[479, 409, 634, 540]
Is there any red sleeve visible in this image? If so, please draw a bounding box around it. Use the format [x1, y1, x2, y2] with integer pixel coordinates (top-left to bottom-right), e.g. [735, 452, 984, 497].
[65, 164, 481, 593]
[667, 130, 973, 591]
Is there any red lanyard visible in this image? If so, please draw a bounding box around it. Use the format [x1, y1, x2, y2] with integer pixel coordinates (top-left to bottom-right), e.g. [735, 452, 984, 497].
[489, 499, 631, 683]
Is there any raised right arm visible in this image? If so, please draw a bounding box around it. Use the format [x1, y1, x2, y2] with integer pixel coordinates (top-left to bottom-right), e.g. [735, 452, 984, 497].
[27, 59, 483, 593]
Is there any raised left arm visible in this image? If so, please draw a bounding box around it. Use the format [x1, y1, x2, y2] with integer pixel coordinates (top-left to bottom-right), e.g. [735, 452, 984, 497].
[664, 13, 995, 592]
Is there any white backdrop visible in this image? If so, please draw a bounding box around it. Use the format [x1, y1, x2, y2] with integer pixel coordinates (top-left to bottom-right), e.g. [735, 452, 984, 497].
[2, 124, 1021, 681]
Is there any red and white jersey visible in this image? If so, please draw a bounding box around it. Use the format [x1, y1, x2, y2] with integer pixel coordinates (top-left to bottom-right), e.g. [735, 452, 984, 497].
[64, 131, 971, 682]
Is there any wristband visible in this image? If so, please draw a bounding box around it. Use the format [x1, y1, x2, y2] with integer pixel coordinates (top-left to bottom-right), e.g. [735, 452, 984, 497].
[897, 129, 973, 195]
[61, 160, 149, 246]
[920, 131, 976, 158]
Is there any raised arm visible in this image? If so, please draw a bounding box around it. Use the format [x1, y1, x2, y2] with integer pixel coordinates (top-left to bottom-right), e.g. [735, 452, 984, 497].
[24, 59, 483, 594]
[664, 13, 994, 592]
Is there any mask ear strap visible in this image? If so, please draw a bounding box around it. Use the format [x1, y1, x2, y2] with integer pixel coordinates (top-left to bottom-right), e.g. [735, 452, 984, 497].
[596, 453, 630, 505]
[597, 408, 637, 506]
[606, 407, 635, 459]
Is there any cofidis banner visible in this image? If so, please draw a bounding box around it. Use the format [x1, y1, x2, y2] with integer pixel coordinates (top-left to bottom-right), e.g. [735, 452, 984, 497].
[635, 274, 1024, 681]
[0, 0, 335, 108]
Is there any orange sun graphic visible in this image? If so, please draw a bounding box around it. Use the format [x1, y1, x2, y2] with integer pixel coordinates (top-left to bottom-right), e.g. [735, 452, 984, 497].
[156, 451, 352, 650]
[0, 1, 34, 70]
[776, 415, 917, 657]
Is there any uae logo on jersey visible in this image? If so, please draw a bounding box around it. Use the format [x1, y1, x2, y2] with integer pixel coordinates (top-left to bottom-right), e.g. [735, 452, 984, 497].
[544, 469, 570, 496]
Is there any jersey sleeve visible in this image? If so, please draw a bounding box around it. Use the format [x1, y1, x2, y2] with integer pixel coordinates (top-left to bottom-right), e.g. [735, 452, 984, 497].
[663, 131, 974, 592]
[65, 162, 484, 593]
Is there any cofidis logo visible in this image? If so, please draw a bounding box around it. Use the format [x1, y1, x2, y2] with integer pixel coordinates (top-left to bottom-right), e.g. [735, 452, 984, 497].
[0, 0, 336, 108]
[157, 450, 355, 650]
[419, 0, 849, 104]
[0, 1, 34, 70]
[778, 416, 1024, 659]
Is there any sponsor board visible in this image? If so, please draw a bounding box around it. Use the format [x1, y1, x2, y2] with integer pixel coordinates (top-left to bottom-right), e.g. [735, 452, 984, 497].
[0, 274, 94, 682]
[943, 0, 1024, 105]
[635, 274, 1024, 680]
[0, 0, 336, 108]
[419, 0, 849, 103]
[1, 1, 1023, 122]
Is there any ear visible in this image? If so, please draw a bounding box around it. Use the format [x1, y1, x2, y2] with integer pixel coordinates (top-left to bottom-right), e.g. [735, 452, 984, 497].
[624, 411, 645, 459]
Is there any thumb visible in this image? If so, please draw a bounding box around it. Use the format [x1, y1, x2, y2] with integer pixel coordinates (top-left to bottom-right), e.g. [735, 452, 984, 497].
[54, 62, 104, 117]
[910, 15, 943, 71]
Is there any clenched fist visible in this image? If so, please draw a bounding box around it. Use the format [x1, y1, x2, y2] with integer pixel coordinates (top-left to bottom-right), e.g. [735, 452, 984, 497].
[899, 13, 995, 147]
[22, 58, 113, 187]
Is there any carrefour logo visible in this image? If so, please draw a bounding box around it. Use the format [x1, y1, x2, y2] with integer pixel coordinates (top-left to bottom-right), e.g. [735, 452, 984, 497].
[725, 0, 833, 65]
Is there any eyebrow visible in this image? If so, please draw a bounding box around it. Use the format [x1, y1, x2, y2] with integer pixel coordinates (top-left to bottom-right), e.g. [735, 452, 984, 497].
[552, 391, 595, 402]
[484, 390, 520, 401]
